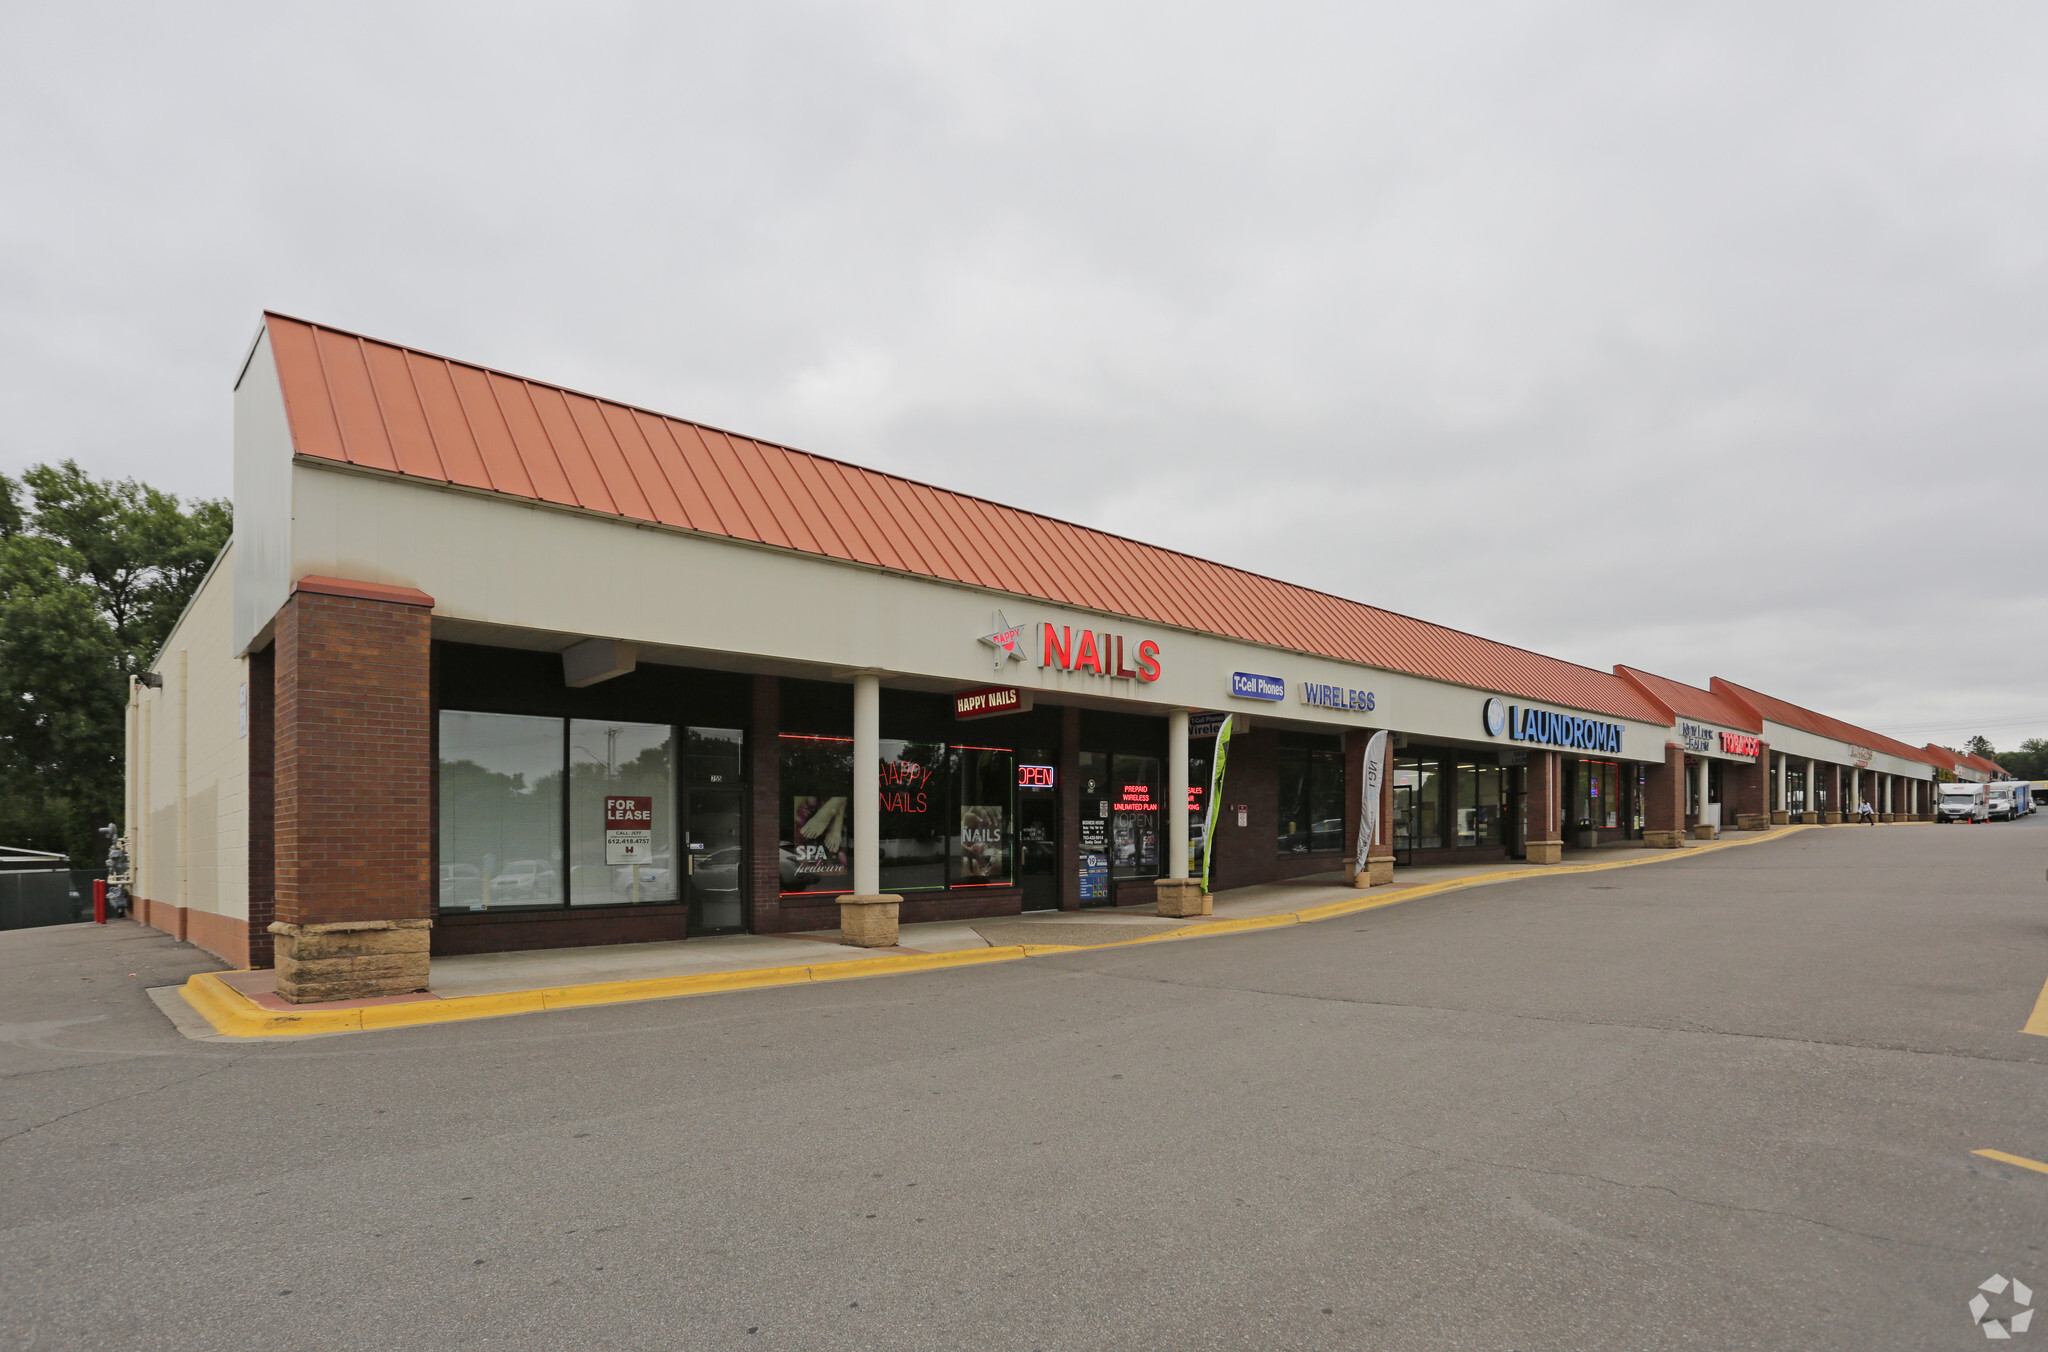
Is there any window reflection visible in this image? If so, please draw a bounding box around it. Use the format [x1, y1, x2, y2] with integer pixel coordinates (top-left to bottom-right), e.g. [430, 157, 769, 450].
[438, 711, 563, 910]
[569, 720, 677, 906]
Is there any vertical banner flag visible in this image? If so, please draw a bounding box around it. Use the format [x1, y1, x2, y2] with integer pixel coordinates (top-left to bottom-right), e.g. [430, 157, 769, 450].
[1200, 715, 1234, 895]
[1354, 730, 1390, 878]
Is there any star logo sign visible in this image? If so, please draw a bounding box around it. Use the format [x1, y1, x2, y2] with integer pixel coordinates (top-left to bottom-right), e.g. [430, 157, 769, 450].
[978, 611, 1026, 671]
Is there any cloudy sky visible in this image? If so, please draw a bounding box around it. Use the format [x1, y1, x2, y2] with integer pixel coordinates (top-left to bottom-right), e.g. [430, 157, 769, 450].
[3, 3, 2042, 748]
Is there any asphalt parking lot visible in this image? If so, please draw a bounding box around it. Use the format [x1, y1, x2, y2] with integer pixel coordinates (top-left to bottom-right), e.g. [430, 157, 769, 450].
[3, 821, 2045, 1350]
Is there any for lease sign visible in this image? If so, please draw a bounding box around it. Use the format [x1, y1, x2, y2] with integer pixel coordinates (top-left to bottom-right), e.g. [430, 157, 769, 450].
[605, 795, 653, 865]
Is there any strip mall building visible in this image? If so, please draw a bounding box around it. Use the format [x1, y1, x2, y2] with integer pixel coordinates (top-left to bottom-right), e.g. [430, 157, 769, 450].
[126, 315, 1957, 1002]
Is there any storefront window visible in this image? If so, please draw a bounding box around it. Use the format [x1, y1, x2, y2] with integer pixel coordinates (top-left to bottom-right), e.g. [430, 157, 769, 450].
[1187, 744, 1213, 875]
[1078, 751, 1112, 902]
[568, 720, 677, 906]
[1456, 763, 1504, 847]
[438, 711, 563, 911]
[880, 739, 948, 892]
[951, 746, 1014, 885]
[1786, 762, 1807, 814]
[1576, 759, 1621, 829]
[1278, 745, 1344, 853]
[1110, 754, 1161, 879]
[1394, 758, 1442, 850]
[780, 735, 853, 895]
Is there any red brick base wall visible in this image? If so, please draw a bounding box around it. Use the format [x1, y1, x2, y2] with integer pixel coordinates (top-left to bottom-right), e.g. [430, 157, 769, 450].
[1644, 744, 1685, 834]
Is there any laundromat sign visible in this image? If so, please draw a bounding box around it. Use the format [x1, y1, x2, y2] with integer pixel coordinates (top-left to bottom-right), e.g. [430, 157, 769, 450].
[1484, 697, 1625, 754]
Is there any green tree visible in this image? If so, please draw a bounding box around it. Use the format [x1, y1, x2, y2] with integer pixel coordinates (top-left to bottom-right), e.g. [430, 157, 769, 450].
[0, 462, 229, 862]
[1997, 737, 2048, 782]
[1964, 734, 1997, 761]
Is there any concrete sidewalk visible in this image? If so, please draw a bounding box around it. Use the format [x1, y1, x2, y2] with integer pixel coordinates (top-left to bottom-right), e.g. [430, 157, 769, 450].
[178, 825, 1826, 1034]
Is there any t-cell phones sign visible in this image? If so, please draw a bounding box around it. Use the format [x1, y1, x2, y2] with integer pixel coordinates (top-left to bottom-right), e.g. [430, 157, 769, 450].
[605, 796, 653, 865]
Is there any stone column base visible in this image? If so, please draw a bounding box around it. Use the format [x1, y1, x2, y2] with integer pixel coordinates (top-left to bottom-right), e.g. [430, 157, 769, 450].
[1356, 854, 1395, 887]
[1691, 824, 1719, 840]
[1642, 830, 1686, 849]
[1799, 812, 1819, 824]
[1525, 840, 1562, 865]
[1824, 812, 1843, 824]
[1879, 813, 1894, 823]
[269, 919, 431, 1003]
[1154, 878, 1208, 918]
[1737, 813, 1769, 831]
[1770, 810, 1789, 825]
[836, 895, 901, 947]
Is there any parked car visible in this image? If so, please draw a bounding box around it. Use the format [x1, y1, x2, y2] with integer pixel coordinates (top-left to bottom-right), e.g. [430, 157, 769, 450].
[612, 852, 677, 901]
[438, 862, 484, 908]
[491, 858, 558, 900]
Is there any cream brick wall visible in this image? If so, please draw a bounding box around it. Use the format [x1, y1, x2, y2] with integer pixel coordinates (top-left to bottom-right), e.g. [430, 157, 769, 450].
[128, 543, 248, 920]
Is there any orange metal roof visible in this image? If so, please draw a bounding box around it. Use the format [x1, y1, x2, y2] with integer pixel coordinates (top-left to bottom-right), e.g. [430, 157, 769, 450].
[1614, 667, 1762, 733]
[1922, 744, 1964, 773]
[260, 312, 1671, 724]
[1710, 679, 1932, 764]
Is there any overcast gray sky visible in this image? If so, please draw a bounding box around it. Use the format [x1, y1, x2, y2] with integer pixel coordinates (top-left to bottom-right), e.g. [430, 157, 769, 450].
[3, 3, 2042, 749]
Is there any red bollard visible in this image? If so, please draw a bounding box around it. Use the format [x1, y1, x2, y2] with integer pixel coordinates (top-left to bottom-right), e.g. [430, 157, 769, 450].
[93, 879, 107, 925]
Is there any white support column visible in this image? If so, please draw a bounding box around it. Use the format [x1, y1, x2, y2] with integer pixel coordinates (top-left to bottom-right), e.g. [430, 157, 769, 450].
[837, 672, 899, 947]
[1807, 759, 1818, 820]
[1850, 768, 1862, 815]
[1156, 709, 1203, 916]
[852, 673, 879, 897]
[1167, 710, 1190, 880]
[1695, 755, 1712, 836]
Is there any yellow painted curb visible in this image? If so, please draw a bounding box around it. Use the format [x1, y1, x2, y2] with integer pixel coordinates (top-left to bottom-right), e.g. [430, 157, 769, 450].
[181, 825, 1814, 1039]
[181, 945, 1040, 1038]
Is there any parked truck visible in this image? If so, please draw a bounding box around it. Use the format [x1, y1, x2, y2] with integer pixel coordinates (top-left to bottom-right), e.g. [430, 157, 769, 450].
[1938, 782, 1988, 823]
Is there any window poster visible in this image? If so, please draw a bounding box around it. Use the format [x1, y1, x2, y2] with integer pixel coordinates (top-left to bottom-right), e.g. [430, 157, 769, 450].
[1080, 816, 1108, 852]
[957, 804, 1007, 880]
[790, 795, 849, 887]
[1079, 852, 1109, 901]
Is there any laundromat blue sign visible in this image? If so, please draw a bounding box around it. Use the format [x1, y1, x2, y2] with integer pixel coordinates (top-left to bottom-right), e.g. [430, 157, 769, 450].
[1230, 671, 1287, 701]
[1507, 705, 1624, 754]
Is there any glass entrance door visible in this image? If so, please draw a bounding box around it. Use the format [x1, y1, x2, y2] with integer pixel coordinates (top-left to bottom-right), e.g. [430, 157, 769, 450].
[1017, 781, 1058, 911]
[685, 789, 746, 935]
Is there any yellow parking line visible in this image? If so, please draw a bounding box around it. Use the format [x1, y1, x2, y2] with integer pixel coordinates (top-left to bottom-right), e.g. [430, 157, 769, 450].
[1973, 1149, 2048, 1177]
[2024, 975, 2048, 1038]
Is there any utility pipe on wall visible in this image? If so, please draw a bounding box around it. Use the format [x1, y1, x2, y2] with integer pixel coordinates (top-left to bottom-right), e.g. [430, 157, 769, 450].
[852, 673, 880, 897]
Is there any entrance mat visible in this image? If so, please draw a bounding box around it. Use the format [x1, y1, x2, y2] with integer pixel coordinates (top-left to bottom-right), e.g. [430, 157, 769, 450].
[971, 921, 1182, 949]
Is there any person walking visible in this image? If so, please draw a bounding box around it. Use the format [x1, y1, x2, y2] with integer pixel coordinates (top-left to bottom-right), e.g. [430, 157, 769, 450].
[1858, 798, 1876, 825]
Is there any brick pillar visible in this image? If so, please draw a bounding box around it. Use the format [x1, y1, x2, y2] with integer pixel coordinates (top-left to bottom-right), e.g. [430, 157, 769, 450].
[1525, 750, 1563, 864]
[246, 645, 276, 968]
[1732, 740, 1770, 830]
[1058, 705, 1081, 910]
[271, 577, 434, 1003]
[1825, 765, 1844, 823]
[1642, 743, 1686, 847]
[748, 675, 780, 933]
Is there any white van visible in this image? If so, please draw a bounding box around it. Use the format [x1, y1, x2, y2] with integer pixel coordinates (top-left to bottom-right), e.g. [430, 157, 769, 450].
[1987, 784, 2016, 821]
[1938, 783, 1988, 824]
